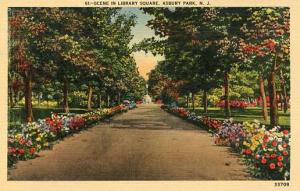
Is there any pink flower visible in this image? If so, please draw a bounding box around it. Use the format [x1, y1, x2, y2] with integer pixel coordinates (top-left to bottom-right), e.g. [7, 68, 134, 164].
[261, 158, 267, 164]
[272, 140, 278, 147]
[283, 150, 288, 156]
[283, 130, 289, 135]
[277, 161, 283, 168]
[269, 163, 276, 170]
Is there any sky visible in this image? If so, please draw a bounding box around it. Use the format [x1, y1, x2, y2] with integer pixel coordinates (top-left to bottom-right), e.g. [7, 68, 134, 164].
[120, 8, 164, 80]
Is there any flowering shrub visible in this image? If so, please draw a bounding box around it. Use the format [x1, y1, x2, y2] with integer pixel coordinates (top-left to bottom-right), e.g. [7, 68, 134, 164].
[171, 107, 188, 117]
[8, 134, 36, 167]
[201, 117, 222, 132]
[162, 105, 221, 132]
[162, 104, 290, 180]
[216, 100, 253, 109]
[214, 119, 245, 151]
[242, 123, 290, 180]
[215, 120, 290, 180]
[8, 104, 129, 167]
[81, 104, 127, 125]
[69, 116, 86, 131]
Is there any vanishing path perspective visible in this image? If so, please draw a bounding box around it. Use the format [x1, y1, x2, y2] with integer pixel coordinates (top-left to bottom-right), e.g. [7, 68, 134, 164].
[9, 104, 251, 180]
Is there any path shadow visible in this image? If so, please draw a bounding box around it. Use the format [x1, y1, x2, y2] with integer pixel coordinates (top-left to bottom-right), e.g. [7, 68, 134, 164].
[110, 118, 200, 131]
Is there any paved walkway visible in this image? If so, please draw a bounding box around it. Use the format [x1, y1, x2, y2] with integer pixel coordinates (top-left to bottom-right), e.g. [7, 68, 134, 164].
[8, 104, 251, 180]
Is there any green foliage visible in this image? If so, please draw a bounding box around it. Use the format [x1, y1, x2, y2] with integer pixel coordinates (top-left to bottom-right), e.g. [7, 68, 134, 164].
[8, 8, 146, 120]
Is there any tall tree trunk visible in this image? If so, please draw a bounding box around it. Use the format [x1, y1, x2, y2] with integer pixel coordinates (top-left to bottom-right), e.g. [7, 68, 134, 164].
[24, 71, 33, 122]
[97, 93, 102, 108]
[37, 93, 41, 107]
[63, 79, 69, 113]
[191, 92, 195, 111]
[280, 70, 288, 113]
[268, 58, 278, 127]
[203, 90, 208, 113]
[279, 93, 283, 111]
[118, 92, 121, 104]
[224, 71, 231, 117]
[259, 76, 268, 121]
[9, 85, 14, 108]
[186, 95, 189, 108]
[107, 95, 110, 107]
[14, 93, 18, 107]
[87, 85, 93, 111]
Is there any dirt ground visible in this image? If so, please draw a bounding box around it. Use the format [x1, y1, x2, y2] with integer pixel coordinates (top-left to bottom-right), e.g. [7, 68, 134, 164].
[8, 104, 251, 180]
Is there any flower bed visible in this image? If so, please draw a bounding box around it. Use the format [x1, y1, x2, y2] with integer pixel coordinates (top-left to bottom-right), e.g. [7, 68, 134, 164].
[162, 105, 222, 133]
[216, 100, 256, 109]
[8, 104, 128, 167]
[161, 105, 290, 180]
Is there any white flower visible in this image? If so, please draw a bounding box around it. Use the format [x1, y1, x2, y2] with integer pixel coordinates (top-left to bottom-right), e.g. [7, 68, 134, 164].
[284, 171, 290, 180]
[278, 145, 284, 151]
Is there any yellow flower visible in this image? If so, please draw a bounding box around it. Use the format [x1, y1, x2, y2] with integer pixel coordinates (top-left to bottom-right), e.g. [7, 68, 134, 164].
[15, 133, 23, 140]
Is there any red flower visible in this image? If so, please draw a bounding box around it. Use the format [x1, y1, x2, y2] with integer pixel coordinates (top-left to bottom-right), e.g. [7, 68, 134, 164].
[263, 135, 269, 143]
[277, 156, 283, 161]
[283, 130, 289, 135]
[261, 158, 267, 164]
[271, 153, 277, 159]
[272, 140, 278, 147]
[18, 148, 25, 155]
[282, 142, 288, 148]
[283, 150, 288, 156]
[269, 163, 276, 170]
[264, 39, 276, 52]
[29, 147, 36, 155]
[277, 161, 284, 168]
[244, 149, 252, 155]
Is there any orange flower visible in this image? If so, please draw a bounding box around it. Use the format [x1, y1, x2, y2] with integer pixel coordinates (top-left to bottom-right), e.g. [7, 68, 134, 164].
[29, 147, 36, 155]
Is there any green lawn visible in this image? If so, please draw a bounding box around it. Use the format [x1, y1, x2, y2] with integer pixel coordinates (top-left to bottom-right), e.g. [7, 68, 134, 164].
[8, 107, 88, 128]
[187, 107, 290, 128]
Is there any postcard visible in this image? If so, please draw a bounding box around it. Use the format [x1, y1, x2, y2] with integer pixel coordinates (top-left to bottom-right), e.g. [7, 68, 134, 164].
[0, 0, 299, 191]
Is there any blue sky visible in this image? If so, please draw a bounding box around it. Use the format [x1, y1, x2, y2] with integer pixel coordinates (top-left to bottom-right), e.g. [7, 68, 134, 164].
[120, 8, 164, 80]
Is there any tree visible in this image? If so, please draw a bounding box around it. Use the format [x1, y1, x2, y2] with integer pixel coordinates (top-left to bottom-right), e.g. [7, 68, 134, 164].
[240, 8, 290, 126]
